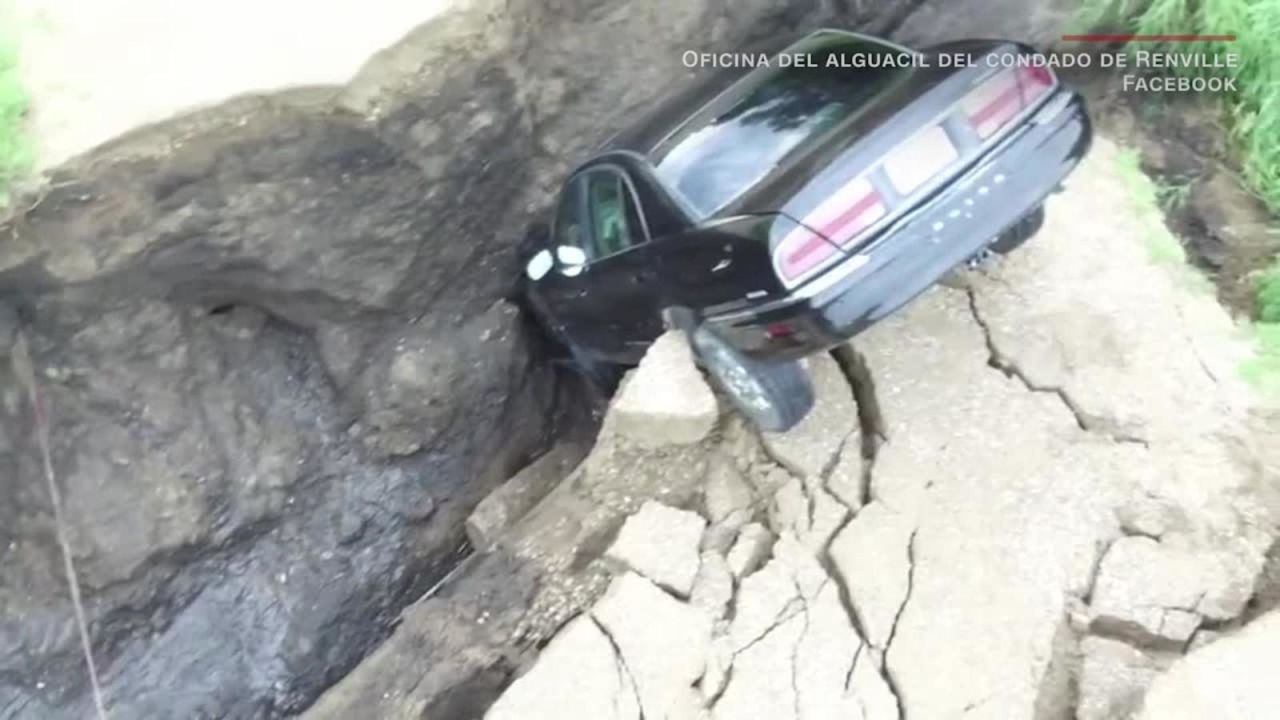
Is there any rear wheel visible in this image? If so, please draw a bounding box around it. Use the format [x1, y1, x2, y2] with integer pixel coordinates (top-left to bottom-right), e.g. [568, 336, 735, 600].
[690, 326, 814, 432]
[989, 205, 1045, 254]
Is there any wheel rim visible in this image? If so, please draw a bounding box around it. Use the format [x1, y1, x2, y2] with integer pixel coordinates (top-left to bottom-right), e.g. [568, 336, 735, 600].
[703, 343, 775, 418]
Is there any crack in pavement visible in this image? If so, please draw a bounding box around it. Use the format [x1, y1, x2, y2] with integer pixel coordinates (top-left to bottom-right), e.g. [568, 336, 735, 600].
[963, 286, 1150, 447]
[589, 615, 646, 720]
[881, 528, 919, 720]
[789, 577, 814, 720]
[729, 597, 807, 661]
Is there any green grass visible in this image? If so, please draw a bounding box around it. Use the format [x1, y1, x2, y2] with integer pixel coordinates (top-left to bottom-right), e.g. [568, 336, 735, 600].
[1254, 262, 1280, 393]
[1115, 148, 1191, 266]
[1084, 0, 1280, 394]
[1078, 0, 1280, 213]
[1259, 262, 1280, 323]
[0, 21, 32, 208]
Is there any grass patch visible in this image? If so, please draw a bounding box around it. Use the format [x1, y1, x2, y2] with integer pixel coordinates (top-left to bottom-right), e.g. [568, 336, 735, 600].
[1114, 148, 1190, 266]
[1258, 261, 1280, 323]
[0, 18, 32, 207]
[1078, 0, 1280, 213]
[1085, 0, 1280, 394]
[1254, 262, 1280, 393]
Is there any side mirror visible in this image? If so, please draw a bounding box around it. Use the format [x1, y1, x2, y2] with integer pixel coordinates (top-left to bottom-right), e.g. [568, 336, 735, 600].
[526, 249, 554, 280]
[555, 246, 587, 276]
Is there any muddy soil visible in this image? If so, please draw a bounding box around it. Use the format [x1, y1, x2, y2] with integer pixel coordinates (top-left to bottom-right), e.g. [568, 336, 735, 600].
[1073, 72, 1279, 319]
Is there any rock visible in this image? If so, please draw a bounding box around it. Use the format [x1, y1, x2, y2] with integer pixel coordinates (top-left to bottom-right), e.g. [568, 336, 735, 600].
[592, 573, 713, 720]
[485, 615, 640, 720]
[610, 331, 718, 448]
[1077, 637, 1170, 720]
[703, 457, 757, 524]
[701, 639, 732, 705]
[830, 502, 915, 651]
[725, 523, 774, 580]
[760, 354, 859, 478]
[767, 476, 849, 555]
[1117, 493, 1190, 539]
[1089, 535, 1267, 648]
[691, 552, 735, 622]
[605, 501, 707, 597]
[467, 441, 590, 551]
[700, 511, 751, 556]
[1136, 610, 1280, 720]
[714, 536, 896, 720]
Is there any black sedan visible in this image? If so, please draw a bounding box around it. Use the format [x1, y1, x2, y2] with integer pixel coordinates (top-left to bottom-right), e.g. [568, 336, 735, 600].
[521, 28, 1092, 431]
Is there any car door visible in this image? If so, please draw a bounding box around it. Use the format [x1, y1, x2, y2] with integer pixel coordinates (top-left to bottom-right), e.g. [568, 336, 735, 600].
[579, 166, 666, 362]
[537, 165, 663, 363]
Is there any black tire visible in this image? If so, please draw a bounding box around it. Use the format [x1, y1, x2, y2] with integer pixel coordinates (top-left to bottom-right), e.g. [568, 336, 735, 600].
[690, 326, 814, 433]
[989, 204, 1046, 255]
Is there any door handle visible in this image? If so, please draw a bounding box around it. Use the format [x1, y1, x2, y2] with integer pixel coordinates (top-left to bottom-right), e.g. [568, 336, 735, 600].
[632, 269, 657, 284]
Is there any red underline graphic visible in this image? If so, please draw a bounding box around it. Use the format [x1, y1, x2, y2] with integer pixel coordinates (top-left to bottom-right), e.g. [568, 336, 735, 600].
[1062, 34, 1237, 42]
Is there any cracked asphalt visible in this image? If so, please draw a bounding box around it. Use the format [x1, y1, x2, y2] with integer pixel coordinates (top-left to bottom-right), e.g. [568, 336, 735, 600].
[321, 138, 1277, 720]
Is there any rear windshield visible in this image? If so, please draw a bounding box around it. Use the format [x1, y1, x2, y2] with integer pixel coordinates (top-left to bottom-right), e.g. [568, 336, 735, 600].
[652, 35, 911, 219]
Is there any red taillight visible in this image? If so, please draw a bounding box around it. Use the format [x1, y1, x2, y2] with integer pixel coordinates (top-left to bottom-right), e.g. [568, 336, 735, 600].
[774, 176, 886, 285]
[963, 63, 1056, 139]
[775, 227, 840, 283]
[765, 322, 795, 339]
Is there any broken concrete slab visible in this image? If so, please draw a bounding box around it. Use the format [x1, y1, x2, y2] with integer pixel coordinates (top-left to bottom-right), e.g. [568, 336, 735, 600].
[767, 476, 850, 555]
[1077, 636, 1171, 720]
[691, 552, 735, 623]
[604, 501, 707, 597]
[609, 330, 719, 448]
[825, 447, 866, 514]
[760, 353, 860, 479]
[725, 522, 774, 580]
[467, 442, 590, 551]
[1089, 535, 1267, 647]
[850, 285, 1140, 719]
[1136, 610, 1280, 720]
[484, 614, 640, 720]
[714, 535, 896, 720]
[830, 501, 915, 652]
[703, 456, 758, 525]
[970, 140, 1253, 446]
[592, 573, 713, 720]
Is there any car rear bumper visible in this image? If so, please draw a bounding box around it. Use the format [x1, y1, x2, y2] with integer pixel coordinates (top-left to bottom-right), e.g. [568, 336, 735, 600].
[703, 88, 1092, 362]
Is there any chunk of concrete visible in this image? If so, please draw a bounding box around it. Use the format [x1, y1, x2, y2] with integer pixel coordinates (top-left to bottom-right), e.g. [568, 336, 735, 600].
[691, 552, 735, 622]
[725, 522, 773, 580]
[1136, 610, 1280, 720]
[610, 331, 718, 447]
[592, 573, 712, 720]
[1089, 535, 1267, 647]
[767, 476, 849, 555]
[466, 442, 589, 550]
[830, 502, 915, 651]
[714, 535, 896, 720]
[485, 615, 639, 720]
[1077, 637, 1169, 720]
[703, 458, 757, 524]
[605, 501, 707, 597]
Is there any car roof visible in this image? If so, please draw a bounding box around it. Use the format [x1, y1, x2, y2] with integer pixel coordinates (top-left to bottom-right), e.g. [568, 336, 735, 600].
[598, 29, 911, 160]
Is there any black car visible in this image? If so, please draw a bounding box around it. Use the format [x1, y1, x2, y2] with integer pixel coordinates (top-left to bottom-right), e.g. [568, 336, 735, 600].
[521, 28, 1092, 431]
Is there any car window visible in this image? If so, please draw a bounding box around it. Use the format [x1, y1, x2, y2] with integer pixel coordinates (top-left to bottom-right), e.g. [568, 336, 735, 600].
[553, 179, 586, 251]
[651, 34, 912, 219]
[585, 170, 646, 260]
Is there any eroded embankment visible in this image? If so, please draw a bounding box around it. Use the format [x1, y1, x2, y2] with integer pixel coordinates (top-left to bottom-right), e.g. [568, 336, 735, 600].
[308, 138, 1278, 720]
